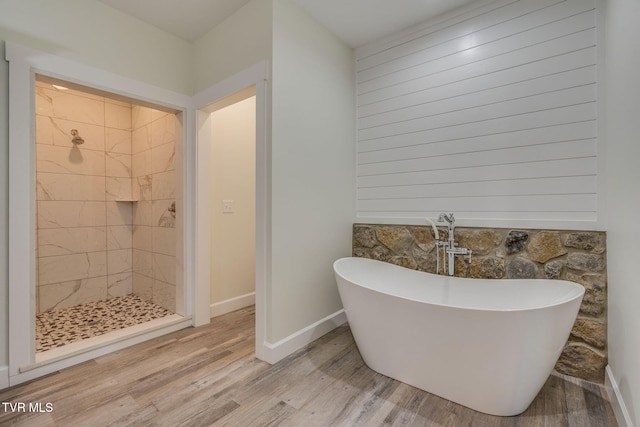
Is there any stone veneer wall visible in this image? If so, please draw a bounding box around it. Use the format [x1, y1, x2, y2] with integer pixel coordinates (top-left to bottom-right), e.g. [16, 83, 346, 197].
[353, 224, 607, 383]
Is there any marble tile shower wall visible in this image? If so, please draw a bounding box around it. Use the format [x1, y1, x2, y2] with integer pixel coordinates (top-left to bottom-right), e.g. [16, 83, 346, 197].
[35, 83, 176, 313]
[131, 106, 176, 312]
[35, 81, 134, 313]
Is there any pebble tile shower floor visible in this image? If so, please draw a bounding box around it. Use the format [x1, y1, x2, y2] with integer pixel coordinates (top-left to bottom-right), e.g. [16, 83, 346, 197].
[36, 295, 173, 352]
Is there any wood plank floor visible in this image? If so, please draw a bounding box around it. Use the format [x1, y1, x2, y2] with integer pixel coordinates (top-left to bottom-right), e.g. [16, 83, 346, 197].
[0, 306, 618, 426]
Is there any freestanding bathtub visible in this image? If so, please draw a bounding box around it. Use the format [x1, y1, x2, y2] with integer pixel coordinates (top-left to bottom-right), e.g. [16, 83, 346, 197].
[333, 257, 585, 416]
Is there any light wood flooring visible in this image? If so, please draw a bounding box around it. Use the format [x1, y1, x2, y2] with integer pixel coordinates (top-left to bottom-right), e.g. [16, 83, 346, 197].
[0, 306, 618, 426]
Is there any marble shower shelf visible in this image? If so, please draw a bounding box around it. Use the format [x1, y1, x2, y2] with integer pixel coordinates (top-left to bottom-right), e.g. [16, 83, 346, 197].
[115, 199, 138, 202]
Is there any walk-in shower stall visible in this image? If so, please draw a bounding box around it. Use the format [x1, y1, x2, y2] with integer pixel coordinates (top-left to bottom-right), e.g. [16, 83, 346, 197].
[34, 75, 182, 353]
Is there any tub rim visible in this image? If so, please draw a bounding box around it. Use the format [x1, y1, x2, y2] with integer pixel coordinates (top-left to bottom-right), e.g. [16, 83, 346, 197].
[334, 257, 585, 314]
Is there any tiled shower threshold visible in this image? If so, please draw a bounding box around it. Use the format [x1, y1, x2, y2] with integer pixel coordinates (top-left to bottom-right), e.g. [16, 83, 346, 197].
[33, 313, 189, 367]
[30, 301, 191, 372]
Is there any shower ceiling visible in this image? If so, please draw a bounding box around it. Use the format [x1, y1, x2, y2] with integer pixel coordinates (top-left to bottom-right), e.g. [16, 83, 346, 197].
[97, 0, 480, 47]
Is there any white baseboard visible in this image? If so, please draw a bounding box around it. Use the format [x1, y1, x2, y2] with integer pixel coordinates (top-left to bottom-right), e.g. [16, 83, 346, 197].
[210, 292, 255, 318]
[262, 309, 347, 364]
[605, 365, 635, 427]
[0, 366, 9, 390]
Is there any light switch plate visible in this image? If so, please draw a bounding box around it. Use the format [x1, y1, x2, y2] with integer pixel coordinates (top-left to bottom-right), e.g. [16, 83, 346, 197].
[223, 199, 234, 213]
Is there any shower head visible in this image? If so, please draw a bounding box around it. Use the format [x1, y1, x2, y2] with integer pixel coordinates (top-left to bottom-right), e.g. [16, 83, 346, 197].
[70, 129, 85, 145]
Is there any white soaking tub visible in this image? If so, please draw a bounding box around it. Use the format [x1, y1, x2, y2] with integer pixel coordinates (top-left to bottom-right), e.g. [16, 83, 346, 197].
[333, 257, 584, 416]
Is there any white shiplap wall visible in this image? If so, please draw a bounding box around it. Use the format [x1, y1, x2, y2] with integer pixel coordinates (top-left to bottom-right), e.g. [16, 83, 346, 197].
[355, 0, 600, 229]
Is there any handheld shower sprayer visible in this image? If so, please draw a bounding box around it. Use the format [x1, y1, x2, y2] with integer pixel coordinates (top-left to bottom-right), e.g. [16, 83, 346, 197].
[425, 217, 439, 240]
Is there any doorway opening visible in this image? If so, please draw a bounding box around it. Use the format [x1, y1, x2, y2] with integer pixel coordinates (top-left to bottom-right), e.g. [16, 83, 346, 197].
[33, 74, 187, 359]
[6, 42, 194, 386]
[194, 63, 268, 360]
[208, 92, 257, 318]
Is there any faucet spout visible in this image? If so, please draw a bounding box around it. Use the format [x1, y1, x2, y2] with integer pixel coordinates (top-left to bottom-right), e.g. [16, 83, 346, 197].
[438, 213, 456, 244]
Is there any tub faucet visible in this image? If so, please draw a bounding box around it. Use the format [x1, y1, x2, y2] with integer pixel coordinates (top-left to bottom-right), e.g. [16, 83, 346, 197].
[436, 213, 472, 276]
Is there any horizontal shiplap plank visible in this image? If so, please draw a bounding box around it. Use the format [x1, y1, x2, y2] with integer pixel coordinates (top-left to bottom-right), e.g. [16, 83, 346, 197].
[358, 194, 596, 213]
[359, 66, 596, 129]
[359, 49, 595, 117]
[358, 139, 596, 177]
[357, 157, 597, 188]
[356, 0, 558, 67]
[359, 104, 596, 152]
[358, 121, 596, 164]
[359, 24, 595, 96]
[357, 211, 598, 223]
[358, 5, 594, 86]
[358, 28, 596, 105]
[358, 176, 597, 200]
[359, 85, 596, 141]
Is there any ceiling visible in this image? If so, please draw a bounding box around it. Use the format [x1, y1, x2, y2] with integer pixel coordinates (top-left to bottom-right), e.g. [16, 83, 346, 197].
[98, 0, 480, 48]
[98, 0, 253, 42]
[294, 0, 480, 48]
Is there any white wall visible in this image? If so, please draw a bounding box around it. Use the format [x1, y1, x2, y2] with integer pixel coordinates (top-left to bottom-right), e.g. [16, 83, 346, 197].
[194, 0, 356, 347]
[1, 0, 355, 373]
[0, 0, 192, 375]
[193, 0, 273, 93]
[355, 0, 600, 230]
[210, 96, 256, 305]
[604, 0, 640, 424]
[0, 0, 193, 94]
[270, 0, 354, 342]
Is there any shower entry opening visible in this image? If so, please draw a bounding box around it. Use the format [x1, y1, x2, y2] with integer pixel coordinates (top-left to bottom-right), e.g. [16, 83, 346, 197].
[32, 74, 188, 363]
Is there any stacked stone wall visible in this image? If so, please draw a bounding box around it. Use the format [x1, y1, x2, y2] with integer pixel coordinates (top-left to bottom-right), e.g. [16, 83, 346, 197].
[353, 224, 607, 383]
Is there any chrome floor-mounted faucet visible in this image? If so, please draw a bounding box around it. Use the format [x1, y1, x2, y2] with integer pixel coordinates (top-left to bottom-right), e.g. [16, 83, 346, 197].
[435, 213, 472, 276]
